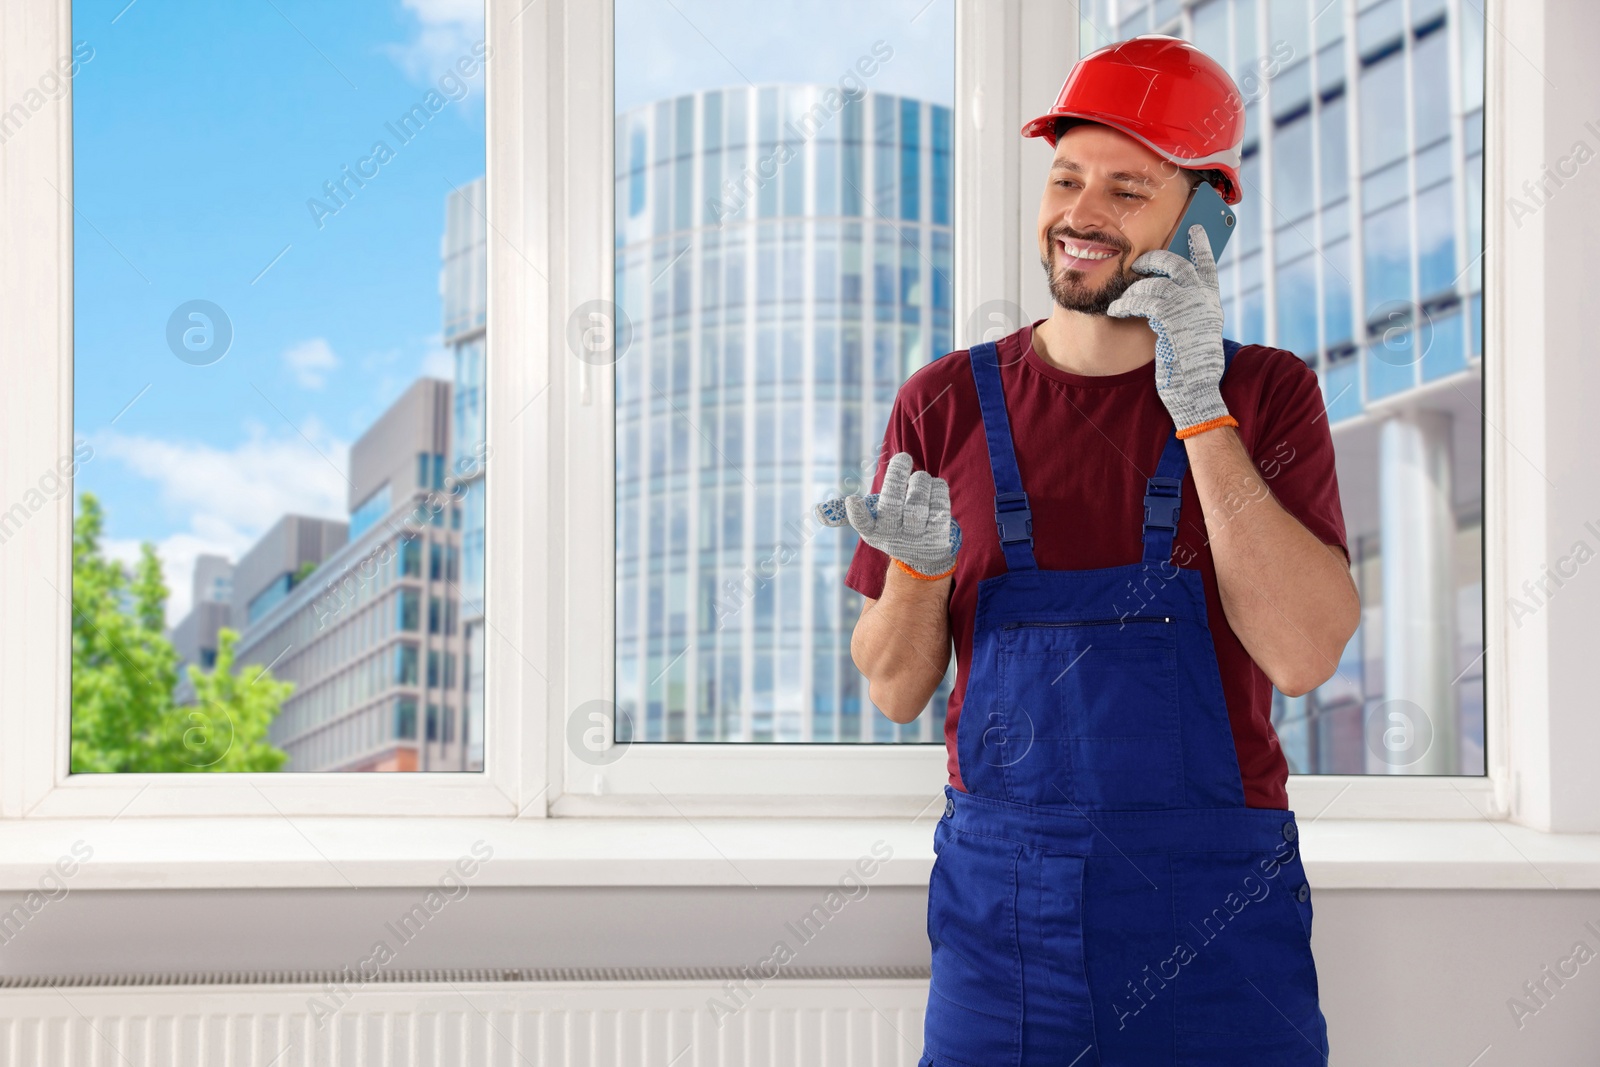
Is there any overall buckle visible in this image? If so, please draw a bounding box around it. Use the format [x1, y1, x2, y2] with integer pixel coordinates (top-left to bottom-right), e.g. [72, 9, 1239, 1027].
[994, 491, 1033, 544]
[1143, 476, 1183, 530]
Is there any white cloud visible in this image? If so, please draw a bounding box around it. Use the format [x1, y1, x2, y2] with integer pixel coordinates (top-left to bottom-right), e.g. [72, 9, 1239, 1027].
[404, 0, 483, 21]
[284, 337, 340, 390]
[91, 422, 352, 628]
[105, 528, 254, 634]
[384, 0, 487, 88]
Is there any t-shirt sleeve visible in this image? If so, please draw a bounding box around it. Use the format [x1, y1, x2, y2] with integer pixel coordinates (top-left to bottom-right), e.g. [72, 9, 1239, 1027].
[1250, 352, 1351, 562]
[842, 384, 929, 601]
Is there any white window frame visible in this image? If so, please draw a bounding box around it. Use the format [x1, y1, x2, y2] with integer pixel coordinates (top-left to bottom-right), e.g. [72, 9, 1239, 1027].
[1, 0, 1589, 839]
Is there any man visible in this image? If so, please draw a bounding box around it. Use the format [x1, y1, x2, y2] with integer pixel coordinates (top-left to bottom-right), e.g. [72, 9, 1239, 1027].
[815, 35, 1358, 1065]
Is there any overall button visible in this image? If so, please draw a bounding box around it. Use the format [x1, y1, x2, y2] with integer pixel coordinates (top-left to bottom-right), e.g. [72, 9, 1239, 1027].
[1296, 883, 1311, 903]
[1282, 819, 1298, 842]
[944, 797, 955, 819]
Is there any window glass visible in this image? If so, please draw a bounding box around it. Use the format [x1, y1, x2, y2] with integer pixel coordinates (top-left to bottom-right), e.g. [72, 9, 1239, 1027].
[1356, 0, 1404, 58]
[1253, 0, 1483, 776]
[1317, 40, 1344, 93]
[1271, 58, 1312, 120]
[615, 0, 954, 742]
[1415, 181, 1457, 300]
[1235, 0, 1260, 81]
[1411, 23, 1451, 147]
[1192, 0, 1230, 64]
[1363, 199, 1412, 314]
[1270, 0, 1310, 63]
[1238, 154, 1264, 255]
[1319, 92, 1349, 204]
[1314, 0, 1344, 50]
[1461, 4, 1484, 111]
[1358, 49, 1407, 172]
[1322, 237, 1354, 348]
[70, 1, 487, 773]
[1273, 113, 1315, 222]
[1120, 5, 1150, 42]
[1275, 254, 1319, 356]
[1420, 308, 1467, 382]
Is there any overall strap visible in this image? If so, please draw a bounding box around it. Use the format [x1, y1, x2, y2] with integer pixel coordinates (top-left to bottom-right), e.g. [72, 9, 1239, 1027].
[1142, 338, 1243, 564]
[968, 341, 1037, 572]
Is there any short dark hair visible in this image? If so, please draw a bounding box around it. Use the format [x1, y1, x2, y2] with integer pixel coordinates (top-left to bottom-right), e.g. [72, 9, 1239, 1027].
[1053, 116, 1086, 141]
[1053, 117, 1228, 196]
[1186, 168, 1229, 194]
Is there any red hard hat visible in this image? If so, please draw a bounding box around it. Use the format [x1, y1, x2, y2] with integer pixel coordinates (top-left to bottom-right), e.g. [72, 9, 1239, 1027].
[1021, 35, 1246, 205]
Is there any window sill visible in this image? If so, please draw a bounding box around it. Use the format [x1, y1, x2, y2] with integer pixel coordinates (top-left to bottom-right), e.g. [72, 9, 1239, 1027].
[3, 814, 1599, 891]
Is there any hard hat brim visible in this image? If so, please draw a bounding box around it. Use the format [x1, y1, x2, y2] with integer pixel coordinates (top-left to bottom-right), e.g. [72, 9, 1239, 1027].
[1020, 109, 1244, 206]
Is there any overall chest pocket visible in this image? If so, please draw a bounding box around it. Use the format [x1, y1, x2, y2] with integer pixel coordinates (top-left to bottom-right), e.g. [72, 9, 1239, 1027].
[996, 620, 1182, 810]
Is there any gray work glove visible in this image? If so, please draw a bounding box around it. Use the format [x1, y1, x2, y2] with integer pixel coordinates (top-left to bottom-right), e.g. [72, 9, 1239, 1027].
[1107, 222, 1235, 438]
[814, 452, 962, 578]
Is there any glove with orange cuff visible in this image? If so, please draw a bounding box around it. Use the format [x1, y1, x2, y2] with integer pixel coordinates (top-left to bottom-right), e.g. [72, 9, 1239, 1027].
[814, 452, 961, 580]
[1108, 222, 1239, 439]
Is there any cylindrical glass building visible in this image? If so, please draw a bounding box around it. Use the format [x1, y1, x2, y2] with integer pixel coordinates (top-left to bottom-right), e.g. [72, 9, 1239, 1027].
[614, 84, 954, 744]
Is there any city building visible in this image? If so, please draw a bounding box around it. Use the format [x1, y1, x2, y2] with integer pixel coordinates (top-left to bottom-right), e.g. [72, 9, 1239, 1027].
[168, 553, 234, 705]
[232, 378, 474, 771]
[1090, 0, 1485, 773]
[442, 176, 488, 772]
[613, 84, 955, 743]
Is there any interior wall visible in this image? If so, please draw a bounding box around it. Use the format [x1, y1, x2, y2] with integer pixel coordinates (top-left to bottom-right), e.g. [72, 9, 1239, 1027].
[3, 887, 1597, 1066]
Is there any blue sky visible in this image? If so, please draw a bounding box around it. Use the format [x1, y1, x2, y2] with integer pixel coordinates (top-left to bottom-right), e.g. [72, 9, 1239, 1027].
[75, 0, 952, 627]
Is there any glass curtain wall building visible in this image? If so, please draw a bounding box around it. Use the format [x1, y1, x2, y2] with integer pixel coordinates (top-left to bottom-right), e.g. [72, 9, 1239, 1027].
[442, 176, 488, 772]
[1085, 0, 1486, 774]
[614, 85, 954, 743]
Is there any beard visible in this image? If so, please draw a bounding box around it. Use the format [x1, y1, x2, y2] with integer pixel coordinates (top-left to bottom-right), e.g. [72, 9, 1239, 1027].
[1039, 225, 1138, 316]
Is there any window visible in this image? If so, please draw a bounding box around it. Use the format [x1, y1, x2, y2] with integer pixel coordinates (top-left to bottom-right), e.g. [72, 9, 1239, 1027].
[400, 536, 422, 578]
[394, 697, 418, 741]
[396, 644, 418, 687]
[1227, 0, 1486, 776]
[63, 1, 486, 776]
[349, 484, 392, 541]
[398, 588, 421, 633]
[2, 0, 1527, 822]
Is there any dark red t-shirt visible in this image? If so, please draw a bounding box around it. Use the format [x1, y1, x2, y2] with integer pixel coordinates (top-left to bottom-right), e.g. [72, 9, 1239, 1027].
[844, 320, 1349, 809]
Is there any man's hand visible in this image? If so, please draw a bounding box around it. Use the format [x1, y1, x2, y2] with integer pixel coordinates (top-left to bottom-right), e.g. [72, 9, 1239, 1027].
[815, 452, 961, 578]
[1107, 222, 1235, 439]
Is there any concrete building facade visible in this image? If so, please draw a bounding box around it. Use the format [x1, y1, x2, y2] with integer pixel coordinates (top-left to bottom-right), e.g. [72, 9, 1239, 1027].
[231, 378, 475, 772]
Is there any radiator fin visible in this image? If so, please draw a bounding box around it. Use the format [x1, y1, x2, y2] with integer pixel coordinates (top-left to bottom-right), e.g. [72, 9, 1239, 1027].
[0, 977, 931, 1066]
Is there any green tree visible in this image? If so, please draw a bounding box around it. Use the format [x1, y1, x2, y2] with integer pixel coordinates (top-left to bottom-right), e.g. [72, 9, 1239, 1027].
[168, 629, 292, 771]
[70, 492, 291, 772]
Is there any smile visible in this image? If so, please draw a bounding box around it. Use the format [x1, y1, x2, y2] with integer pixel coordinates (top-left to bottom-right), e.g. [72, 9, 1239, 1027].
[1057, 238, 1120, 268]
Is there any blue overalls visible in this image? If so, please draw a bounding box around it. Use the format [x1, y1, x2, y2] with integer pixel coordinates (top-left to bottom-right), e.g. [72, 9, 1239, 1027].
[918, 339, 1329, 1066]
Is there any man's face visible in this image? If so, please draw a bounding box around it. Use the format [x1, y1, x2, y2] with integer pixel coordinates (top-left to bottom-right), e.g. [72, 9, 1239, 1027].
[1036, 122, 1194, 315]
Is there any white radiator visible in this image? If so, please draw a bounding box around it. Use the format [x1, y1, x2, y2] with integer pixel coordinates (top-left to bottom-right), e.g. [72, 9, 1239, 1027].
[0, 968, 931, 1067]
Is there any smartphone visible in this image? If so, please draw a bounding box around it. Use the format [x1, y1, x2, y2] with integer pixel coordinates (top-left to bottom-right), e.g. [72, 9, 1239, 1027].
[1168, 180, 1237, 263]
